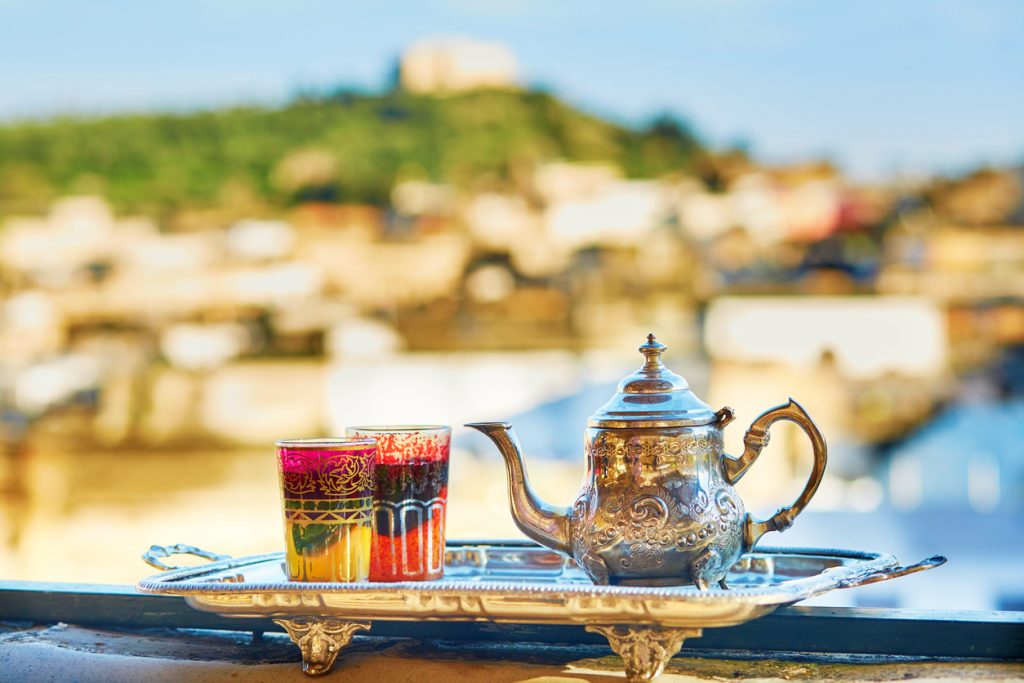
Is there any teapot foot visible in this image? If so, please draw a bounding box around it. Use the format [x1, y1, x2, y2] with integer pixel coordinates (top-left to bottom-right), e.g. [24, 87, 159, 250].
[586, 624, 703, 683]
[578, 548, 611, 585]
[691, 546, 727, 591]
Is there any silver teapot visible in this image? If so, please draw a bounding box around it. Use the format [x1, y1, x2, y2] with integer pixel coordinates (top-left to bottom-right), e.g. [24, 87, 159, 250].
[468, 334, 827, 589]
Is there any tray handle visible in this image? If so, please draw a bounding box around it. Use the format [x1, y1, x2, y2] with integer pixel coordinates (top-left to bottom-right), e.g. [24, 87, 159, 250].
[836, 554, 946, 590]
[143, 544, 232, 571]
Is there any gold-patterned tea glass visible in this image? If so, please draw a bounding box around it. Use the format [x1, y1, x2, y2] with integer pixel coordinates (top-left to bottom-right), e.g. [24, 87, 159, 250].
[276, 438, 376, 582]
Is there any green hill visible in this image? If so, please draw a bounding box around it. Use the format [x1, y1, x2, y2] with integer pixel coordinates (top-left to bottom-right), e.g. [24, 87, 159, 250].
[0, 89, 702, 219]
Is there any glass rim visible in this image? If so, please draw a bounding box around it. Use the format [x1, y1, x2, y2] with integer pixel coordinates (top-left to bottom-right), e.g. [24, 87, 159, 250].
[345, 424, 451, 434]
[275, 437, 377, 449]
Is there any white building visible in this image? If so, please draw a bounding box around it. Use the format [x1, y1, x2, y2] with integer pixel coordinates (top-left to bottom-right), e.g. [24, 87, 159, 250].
[703, 296, 948, 380]
[400, 37, 519, 94]
[544, 179, 672, 249]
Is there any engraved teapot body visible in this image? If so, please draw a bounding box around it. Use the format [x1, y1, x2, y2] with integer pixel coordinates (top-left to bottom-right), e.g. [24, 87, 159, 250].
[468, 334, 828, 589]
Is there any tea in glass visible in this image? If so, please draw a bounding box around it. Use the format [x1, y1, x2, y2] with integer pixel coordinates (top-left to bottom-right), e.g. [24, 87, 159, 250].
[345, 425, 450, 581]
[276, 438, 376, 582]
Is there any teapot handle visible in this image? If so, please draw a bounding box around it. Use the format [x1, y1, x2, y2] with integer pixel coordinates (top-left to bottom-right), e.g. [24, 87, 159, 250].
[721, 399, 828, 550]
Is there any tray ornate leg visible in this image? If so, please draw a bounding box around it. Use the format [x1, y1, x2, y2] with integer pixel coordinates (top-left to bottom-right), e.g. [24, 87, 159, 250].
[273, 617, 371, 676]
[585, 625, 702, 683]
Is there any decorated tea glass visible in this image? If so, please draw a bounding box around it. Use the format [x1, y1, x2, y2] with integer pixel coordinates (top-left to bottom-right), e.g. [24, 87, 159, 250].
[275, 438, 376, 582]
[345, 425, 451, 582]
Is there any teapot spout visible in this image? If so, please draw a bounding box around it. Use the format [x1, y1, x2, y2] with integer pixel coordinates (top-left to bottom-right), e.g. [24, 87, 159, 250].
[465, 422, 570, 554]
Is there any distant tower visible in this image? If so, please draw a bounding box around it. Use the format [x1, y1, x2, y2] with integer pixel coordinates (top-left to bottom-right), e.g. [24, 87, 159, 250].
[400, 37, 520, 94]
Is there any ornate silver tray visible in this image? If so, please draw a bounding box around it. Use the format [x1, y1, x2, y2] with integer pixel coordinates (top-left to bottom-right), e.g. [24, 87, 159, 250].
[138, 541, 943, 682]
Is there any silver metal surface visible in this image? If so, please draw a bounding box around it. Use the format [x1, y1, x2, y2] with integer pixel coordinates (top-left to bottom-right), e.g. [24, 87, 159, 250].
[141, 543, 232, 572]
[467, 333, 829, 590]
[139, 543, 905, 624]
[462, 422, 571, 554]
[587, 333, 716, 429]
[138, 542, 943, 682]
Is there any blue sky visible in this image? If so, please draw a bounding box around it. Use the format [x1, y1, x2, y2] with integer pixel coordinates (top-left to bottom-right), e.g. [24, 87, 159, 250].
[0, 0, 1021, 179]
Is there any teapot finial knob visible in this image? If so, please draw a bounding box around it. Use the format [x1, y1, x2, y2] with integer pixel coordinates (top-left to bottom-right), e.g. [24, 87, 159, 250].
[639, 332, 667, 372]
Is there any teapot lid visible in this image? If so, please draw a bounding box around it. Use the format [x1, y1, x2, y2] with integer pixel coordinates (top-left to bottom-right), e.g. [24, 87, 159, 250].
[588, 333, 715, 428]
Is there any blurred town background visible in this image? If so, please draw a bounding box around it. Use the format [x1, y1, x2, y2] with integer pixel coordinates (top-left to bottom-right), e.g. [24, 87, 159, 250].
[1, 5, 1022, 611]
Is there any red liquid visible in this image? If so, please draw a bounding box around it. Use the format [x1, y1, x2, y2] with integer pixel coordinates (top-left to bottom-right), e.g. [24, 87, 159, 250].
[371, 459, 448, 581]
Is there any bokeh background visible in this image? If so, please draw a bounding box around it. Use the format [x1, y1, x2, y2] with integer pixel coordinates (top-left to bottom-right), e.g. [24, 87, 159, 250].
[0, 1, 1022, 610]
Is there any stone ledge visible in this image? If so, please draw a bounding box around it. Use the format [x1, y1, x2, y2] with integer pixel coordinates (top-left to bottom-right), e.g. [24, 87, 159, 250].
[2, 623, 1023, 682]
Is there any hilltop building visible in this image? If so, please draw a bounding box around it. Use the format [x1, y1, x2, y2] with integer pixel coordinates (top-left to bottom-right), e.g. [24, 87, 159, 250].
[400, 37, 519, 94]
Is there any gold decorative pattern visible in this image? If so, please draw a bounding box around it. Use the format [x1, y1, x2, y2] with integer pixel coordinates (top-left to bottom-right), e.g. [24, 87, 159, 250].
[273, 617, 371, 676]
[318, 454, 374, 496]
[283, 498, 373, 526]
[586, 433, 723, 468]
[279, 448, 374, 498]
[586, 624, 702, 683]
[280, 452, 320, 496]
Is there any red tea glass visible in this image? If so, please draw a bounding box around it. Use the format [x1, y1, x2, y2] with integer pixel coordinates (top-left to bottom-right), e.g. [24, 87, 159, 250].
[276, 438, 376, 582]
[345, 425, 450, 582]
